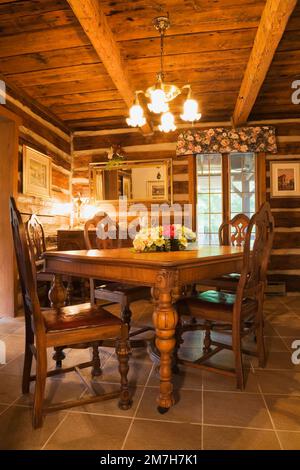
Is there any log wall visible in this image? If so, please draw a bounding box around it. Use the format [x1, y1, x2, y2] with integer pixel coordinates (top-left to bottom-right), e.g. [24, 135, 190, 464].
[266, 121, 300, 292]
[3, 88, 72, 246]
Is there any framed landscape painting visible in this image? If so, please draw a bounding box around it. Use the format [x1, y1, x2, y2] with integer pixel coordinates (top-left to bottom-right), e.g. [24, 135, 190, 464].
[147, 180, 166, 200]
[270, 161, 300, 197]
[23, 146, 51, 198]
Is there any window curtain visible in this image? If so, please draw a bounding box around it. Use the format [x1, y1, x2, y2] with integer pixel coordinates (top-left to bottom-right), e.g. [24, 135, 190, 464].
[176, 126, 277, 156]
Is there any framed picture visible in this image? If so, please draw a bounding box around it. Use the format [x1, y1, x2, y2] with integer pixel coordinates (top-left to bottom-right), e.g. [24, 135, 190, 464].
[122, 176, 132, 199]
[270, 162, 300, 197]
[147, 180, 166, 200]
[23, 146, 51, 198]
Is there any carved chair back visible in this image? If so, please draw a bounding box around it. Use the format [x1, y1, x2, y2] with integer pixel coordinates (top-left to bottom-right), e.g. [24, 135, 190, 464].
[235, 202, 274, 313]
[10, 198, 43, 340]
[25, 213, 48, 280]
[219, 213, 250, 247]
[25, 214, 46, 261]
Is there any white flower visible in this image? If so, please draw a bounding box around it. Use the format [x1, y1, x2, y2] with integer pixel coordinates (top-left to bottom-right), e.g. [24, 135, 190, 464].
[174, 225, 184, 239]
[145, 237, 154, 248]
[183, 227, 196, 241]
[133, 238, 146, 252]
[179, 237, 188, 248]
[150, 227, 160, 239]
[154, 237, 165, 247]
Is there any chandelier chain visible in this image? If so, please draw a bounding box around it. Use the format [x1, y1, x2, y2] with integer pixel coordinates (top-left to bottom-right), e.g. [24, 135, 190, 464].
[160, 29, 165, 80]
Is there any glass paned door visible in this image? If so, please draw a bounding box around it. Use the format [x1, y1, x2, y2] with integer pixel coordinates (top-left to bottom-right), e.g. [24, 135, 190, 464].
[196, 154, 222, 245]
[230, 153, 255, 220]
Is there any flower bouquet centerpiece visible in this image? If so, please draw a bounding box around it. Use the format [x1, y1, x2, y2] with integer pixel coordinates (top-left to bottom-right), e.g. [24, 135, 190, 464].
[133, 224, 196, 253]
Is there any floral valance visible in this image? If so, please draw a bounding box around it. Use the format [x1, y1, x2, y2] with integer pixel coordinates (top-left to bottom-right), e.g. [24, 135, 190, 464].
[176, 127, 277, 156]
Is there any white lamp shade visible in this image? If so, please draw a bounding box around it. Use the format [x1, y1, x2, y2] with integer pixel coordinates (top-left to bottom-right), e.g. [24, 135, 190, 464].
[126, 104, 146, 127]
[148, 88, 169, 114]
[158, 111, 176, 133]
[180, 98, 201, 122]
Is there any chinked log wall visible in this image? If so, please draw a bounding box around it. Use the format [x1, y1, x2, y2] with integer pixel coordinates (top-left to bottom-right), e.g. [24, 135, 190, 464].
[73, 120, 300, 293]
[3, 88, 72, 244]
[266, 122, 300, 292]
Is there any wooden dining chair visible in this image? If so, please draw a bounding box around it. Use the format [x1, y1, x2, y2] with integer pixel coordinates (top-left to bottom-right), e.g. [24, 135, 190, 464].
[26, 213, 75, 369]
[175, 202, 274, 389]
[197, 213, 250, 292]
[25, 214, 73, 302]
[84, 213, 153, 348]
[10, 197, 131, 429]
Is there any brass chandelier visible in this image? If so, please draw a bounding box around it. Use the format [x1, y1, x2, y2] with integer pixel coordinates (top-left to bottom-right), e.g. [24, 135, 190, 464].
[126, 15, 201, 133]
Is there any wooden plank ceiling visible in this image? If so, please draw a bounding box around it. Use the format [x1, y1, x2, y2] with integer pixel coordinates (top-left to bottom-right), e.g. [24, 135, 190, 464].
[0, 0, 299, 132]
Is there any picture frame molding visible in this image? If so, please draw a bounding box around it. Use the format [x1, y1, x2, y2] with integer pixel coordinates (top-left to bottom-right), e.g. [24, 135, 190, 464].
[23, 145, 52, 199]
[146, 180, 167, 200]
[270, 161, 300, 198]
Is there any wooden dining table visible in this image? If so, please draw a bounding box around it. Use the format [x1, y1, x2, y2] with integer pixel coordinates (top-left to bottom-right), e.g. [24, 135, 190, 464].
[43, 245, 244, 413]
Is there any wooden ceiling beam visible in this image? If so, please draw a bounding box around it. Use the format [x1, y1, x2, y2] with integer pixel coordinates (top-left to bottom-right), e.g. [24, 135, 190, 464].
[66, 0, 152, 135]
[232, 0, 297, 127]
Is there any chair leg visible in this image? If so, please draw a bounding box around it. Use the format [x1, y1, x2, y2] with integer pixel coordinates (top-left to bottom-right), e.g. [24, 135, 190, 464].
[232, 324, 244, 390]
[22, 342, 33, 394]
[256, 322, 266, 368]
[91, 343, 102, 377]
[80, 278, 89, 302]
[53, 347, 65, 368]
[191, 283, 197, 296]
[33, 347, 47, 429]
[203, 322, 212, 354]
[121, 303, 132, 328]
[256, 300, 266, 368]
[90, 278, 95, 306]
[66, 277, 73, 306]
[116, 327, 132, 410]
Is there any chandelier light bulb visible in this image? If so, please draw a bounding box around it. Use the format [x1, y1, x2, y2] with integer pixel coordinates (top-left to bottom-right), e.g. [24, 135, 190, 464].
[159, 111, 176, 133]
[180, 98, 201, 122]
[126, 104, 146, 127]
[148, 88, 169, 114]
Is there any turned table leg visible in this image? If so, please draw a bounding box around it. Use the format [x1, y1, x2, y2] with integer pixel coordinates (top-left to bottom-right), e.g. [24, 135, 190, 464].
[48, 274, 67, 368]
[152, 270, 178, 413]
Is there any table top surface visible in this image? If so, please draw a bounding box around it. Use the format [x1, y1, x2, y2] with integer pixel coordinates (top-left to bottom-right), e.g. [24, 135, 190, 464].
[44, 245, 244, 268]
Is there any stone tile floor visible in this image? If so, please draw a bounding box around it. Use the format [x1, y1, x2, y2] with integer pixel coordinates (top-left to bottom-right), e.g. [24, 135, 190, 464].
[0, 296, 300, 450]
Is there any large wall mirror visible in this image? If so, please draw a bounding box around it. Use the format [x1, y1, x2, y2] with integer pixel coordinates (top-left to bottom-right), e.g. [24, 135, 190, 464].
[89, 159, 173, 203]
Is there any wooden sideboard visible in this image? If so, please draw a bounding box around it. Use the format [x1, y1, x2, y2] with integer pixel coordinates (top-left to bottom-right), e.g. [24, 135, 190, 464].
[57, 228, 133, 251]
[57, 229, 96, 251]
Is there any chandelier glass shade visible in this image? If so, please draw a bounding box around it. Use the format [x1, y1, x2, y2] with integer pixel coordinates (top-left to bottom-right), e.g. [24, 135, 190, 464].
[126, 103, 146, 127]
[126, 16, 201, 133]
[159, 111, 176, 133]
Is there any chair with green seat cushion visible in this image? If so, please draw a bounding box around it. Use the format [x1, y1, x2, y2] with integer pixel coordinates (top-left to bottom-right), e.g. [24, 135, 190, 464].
[175, 203, 274, 389]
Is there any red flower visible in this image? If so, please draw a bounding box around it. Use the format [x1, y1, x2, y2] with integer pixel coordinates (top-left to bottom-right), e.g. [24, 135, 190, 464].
[163, 224, 176, 239]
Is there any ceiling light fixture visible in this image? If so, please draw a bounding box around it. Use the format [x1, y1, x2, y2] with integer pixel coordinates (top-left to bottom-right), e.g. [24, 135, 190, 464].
[126, 15, 201, 132]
